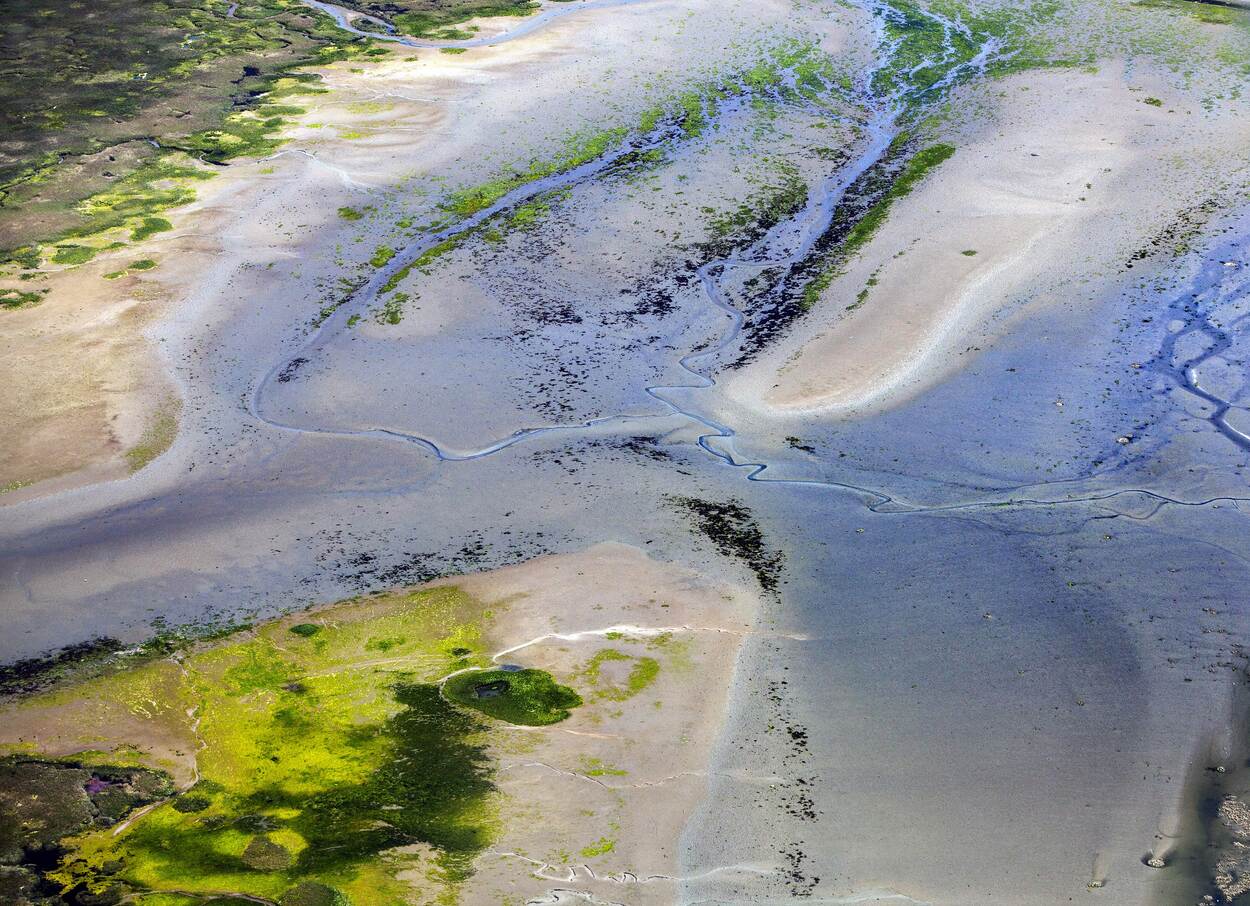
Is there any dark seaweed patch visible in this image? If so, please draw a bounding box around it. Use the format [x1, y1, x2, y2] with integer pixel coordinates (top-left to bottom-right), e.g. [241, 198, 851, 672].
[0, 758, 173, 904]
[671, 496, 785, 597]
[276, 357, 309, 383]
[0, 638, 126, 697]
[723, 139, 951, 367]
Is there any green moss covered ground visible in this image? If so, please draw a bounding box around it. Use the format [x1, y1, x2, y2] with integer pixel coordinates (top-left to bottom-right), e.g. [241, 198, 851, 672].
[0, 0, 386, 273]
[443, 668, 581, 725]
[0, 585, 582, 905]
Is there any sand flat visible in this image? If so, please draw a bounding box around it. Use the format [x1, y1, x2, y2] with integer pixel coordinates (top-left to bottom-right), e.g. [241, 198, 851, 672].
[730, 61, 1250, 416]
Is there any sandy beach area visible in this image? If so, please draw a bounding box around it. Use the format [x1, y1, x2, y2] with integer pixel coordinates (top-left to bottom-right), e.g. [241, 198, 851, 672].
[727, 60, 1250, 418]
[2, 0, 1249, 903]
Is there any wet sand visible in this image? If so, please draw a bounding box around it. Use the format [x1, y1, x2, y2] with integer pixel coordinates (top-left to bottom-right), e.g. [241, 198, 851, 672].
[729, 61, 1250, 417]
[1, 0, 1249, 902]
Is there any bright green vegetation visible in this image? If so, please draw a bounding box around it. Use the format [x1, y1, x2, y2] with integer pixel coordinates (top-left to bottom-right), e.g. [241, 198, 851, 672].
[337, 0, 538, 38]
[1135, 0, 1247, 25]
[30, 156, 213, 268]
[0, 287, 49, 310]
[575, 649, 660, 702]
[369, 245, 396, 268]
[441, 47, 469, 55]
[741, 38, 846, 108]
[887, 0, 1250, 103]
[51, 245, 98, 266]
[442, 127, 628, 218]
[848, 268, 881, 312]
[802, 141, 956, 309]
[376, 292, 408, 324]
[131, 216, 174, 242]
[874, 0, 1006, 100]
[125, 402, 180, 473]
[104, 258, 160, 280]
[508, 196, 553, 230]
[437, 39, 836, 223]
[579, 836, 616, 858]
[380, 236, 462, 294]
[580, 756, 627, 777]
[312, 273, 368, 327]
[846, 142, 954, 255]
[0, 585, 584, 905]
[873, 0, 1084, 104]
[370, 233, 465, 322]
[1144, 95, 1165, 106]
[0, 0, 385, 269]
[443, 668, 582, 725]
[337, 206, 364, 221]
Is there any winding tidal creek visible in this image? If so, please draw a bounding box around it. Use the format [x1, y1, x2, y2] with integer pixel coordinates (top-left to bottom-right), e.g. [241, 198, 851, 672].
[2, 0, 1250, 903]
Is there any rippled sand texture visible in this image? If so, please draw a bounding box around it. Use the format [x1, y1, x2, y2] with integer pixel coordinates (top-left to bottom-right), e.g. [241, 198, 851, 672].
[3, 0, 1250, 903]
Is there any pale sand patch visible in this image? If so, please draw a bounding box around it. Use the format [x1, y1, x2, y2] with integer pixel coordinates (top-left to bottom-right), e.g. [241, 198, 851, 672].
[728, 62, 1250, 417]
[0, 261, 174, 501]
[437, 541, 759, 904]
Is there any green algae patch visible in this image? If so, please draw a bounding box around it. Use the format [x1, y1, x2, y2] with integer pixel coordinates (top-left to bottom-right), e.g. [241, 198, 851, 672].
[376, 234, 463, 304]
[846, 142, 954, 255]
[369, 245, 397, 268]
[377, 292, 408, 325]
[580, 836, 616, 858]
[0, 288, 48, 311]
[1, 583, 538, 905]
[125, 400, 180, 473]
[576, 649, 659, 703]
[130, 217, 173, 242]
[1135, 0, 1245, 25]
[801, 141, 956, 310]
[51, 245, 98, 266]
[580, 756, 627, 777]
[441, 125, 628, 218]
[699, 156, 810, 259]
[280, 881, 348, 906]
[428, 41, 838, 254]
[444, 668, 582, 726]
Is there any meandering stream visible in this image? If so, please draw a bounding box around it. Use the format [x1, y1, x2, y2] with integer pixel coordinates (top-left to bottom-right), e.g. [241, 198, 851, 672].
[268, 0, 1250, 525]
[254, 0, 1005, 504]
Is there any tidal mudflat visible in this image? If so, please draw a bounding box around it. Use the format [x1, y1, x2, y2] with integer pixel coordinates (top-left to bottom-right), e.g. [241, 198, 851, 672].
[2, 0, 1250, 903]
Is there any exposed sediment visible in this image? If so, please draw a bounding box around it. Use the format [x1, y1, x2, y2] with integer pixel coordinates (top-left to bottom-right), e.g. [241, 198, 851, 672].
[0, 544, 758, 905]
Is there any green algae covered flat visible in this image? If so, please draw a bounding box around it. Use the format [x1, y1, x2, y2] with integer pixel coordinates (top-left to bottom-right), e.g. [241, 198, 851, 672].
[442, 667, 582, 725]
[0, 584, 581, 905]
